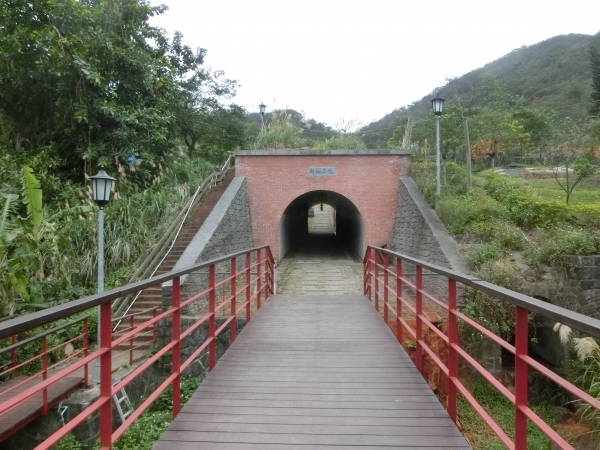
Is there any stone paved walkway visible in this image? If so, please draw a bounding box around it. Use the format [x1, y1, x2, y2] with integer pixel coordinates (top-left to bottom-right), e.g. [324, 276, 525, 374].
[277, 234, 363, 296]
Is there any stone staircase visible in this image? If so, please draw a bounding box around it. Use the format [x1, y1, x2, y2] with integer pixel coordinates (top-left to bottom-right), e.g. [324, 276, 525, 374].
[114, 170, 235, 348]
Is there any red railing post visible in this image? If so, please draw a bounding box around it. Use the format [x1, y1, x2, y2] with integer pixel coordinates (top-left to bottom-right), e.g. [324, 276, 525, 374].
[415, 265, 423, 373]
[447, 278, 458, 423]
[42, 336, 48, 415]
[515, 306, 529, 449]
[374, 253, 379, 312]
[99, 302, 112, 449]
[11, 335, 16, 378]
[172, 277, 181, 417]
[231, 257, 237, 342]
[245, 252, 251, 322]
[383, 252, 389, 324]
[365, 247, 371, 298]
[209, 264, 216, 370]
[396, 257, 403, 344]
[153, 308, 157, 344]
[268, 252, 274, 296]
[83, 319, 89, 387]
[256, 249, 262, 309]
[129, 315, 134, 365]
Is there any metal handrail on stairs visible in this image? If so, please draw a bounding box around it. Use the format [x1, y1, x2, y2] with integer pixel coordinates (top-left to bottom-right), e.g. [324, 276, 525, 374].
[111, 155, 233, 324]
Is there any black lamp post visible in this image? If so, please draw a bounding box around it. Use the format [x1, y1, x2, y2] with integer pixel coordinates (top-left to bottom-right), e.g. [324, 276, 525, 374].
[259, 103, 266, 131]
[431, 93, 445, 205]
[90, 167, 116, 383]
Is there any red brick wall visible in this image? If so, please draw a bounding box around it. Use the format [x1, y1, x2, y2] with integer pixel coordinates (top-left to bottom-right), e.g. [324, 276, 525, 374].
[235, 151, 410, 260]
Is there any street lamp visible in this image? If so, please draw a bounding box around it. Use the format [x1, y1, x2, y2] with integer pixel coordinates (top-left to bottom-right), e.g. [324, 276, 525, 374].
[431, 93, 445, 206]
[259, 103, 266, 131]
[90, 167, 116, 383]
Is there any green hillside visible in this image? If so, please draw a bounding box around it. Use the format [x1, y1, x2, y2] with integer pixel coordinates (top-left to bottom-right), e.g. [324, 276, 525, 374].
[362, 32, 600, 149]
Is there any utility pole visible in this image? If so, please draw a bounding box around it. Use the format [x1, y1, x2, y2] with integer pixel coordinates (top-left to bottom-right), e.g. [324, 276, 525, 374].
[454, 86, 472, 190]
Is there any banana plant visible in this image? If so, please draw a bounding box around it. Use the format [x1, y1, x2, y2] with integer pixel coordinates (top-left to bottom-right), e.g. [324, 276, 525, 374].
[0, 167, 93, 316]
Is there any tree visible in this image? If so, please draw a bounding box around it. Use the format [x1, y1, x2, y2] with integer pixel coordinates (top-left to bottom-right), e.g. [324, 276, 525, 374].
[591, 45, 600, 116]
[0, 0, 219, 185]
[548, 119, 600, 204]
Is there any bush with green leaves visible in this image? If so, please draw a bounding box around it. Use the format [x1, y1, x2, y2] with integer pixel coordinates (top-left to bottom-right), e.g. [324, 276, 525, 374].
[251, 112, 305, 150]
[409, 162, 468, 206]
[437, 188, 506, 235]
[524, 227, 600, 269]
[106, 376, 203, 450]
[483, 174, 576, 229]
[313, 134, 366, 150]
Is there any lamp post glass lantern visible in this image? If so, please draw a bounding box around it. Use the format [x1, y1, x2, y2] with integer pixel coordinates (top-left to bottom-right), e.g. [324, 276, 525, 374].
[431, 94, 445, 205]
[90, 167, 116, 383]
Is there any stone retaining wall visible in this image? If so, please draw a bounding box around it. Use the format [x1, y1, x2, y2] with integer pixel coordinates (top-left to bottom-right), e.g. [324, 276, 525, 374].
[392, 177, 468, 302]
[568, 255, 600, 319]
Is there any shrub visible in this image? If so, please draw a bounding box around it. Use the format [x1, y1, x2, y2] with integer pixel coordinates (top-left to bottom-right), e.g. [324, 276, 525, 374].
[409, 162, 468, 206]
[524, 227, 600, 269]
[467, 242, 503, 267]
[438, 189, 506, 234]
[570, 204, 600, 229]
[313, 134, 365, 150]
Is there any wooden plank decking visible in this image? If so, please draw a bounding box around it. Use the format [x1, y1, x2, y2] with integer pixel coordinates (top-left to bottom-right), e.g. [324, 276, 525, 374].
[153, 294, 470, 449]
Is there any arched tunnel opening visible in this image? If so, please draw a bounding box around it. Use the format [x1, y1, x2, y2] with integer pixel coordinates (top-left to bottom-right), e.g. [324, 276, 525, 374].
[278, 190, 365, 260]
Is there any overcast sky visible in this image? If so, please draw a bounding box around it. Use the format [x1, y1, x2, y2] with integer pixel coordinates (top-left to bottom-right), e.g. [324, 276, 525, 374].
[150, 0, 599, 128]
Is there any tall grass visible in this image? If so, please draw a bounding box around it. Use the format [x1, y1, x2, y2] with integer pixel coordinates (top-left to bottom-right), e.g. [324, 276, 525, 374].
[251, 111, 305, 150]
[58, 157, 211, 289]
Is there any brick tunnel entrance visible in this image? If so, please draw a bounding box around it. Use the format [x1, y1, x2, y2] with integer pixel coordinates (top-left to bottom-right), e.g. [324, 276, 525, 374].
[278, 190, 365, 260]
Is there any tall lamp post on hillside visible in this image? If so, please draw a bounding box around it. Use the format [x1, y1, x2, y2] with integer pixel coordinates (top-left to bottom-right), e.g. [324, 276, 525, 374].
[431, 93, 445, 207]
[90, 167, 116, 383]
[259, 103, 266, 132]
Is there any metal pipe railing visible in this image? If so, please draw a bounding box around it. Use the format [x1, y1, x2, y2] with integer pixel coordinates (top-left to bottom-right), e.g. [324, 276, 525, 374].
[0, 245, 274, 449]
[364, 245, 600, 450]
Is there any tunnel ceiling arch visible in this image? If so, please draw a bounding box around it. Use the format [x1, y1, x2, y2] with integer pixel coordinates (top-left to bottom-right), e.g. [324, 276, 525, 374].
[279, 190, 365, 260]
[283, 190, 361, 216]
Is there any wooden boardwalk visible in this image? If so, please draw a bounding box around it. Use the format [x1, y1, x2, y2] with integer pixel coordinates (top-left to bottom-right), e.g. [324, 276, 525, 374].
[153, 294, 470, 449]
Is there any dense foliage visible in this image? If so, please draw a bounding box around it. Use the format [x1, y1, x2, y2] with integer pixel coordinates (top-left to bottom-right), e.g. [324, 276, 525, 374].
[362, 32, 600, 148]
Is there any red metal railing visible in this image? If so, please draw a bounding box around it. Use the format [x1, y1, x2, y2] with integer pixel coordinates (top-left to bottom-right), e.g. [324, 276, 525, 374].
[0, 245, 274, 449]
[0, 317, 89, 418]
[364, 246, 600, 450]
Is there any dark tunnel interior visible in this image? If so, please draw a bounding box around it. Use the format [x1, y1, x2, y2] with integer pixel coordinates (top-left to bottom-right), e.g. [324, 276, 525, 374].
[278, 190, 365, 260]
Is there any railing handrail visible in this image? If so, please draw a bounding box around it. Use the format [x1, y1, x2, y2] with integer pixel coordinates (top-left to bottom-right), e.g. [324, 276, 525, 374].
[0, 245, 274, 449]
[366, 246, 600, 339]
[111, 155, 233, 317]
[364, 245, 600, 449]
[0, 317, 87, 357]
[0, 244, 272, 340]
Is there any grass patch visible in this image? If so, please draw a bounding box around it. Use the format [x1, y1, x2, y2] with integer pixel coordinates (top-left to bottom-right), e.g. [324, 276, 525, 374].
[458, 378, 557, 449]
[524, 176, 600, 205]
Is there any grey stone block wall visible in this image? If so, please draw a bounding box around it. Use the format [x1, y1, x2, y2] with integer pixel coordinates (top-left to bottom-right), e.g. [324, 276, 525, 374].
[392, 177, 468, 302]
[162, 177, 254, 309]
[568, 255, 600, 318]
